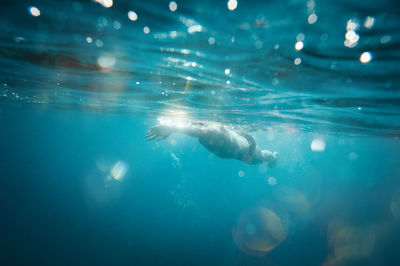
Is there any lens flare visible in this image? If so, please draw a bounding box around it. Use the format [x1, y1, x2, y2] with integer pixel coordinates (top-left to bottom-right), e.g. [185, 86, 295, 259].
[273, 187, 310, 214]
[325, 220, 375, 265]
[110, 160, 128, 181]
[233, 206, 287, 256]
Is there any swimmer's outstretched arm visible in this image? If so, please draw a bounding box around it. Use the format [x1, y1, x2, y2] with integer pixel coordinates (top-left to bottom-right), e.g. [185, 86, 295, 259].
[146, 123, 205, 141]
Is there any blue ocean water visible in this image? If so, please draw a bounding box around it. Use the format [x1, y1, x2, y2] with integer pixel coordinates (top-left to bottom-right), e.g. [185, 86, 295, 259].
[1, 0, 400, 265]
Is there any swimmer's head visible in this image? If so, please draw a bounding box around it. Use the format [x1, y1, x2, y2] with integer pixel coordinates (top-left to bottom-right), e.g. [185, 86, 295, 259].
[262, 150, 278, 168]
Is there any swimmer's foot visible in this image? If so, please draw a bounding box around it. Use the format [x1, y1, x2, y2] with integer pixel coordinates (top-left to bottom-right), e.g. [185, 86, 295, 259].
[268, 152, 278, 168]
[146, 125, 172, 141]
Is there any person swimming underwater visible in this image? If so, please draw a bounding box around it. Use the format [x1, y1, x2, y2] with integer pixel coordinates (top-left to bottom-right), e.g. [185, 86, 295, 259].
[146, 120, 278, 167]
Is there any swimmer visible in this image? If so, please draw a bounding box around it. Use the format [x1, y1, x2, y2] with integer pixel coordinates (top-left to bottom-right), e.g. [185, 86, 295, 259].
[146, 121, 278, 167]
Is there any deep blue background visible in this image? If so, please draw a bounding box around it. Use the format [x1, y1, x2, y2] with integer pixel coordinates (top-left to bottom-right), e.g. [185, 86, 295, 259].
[1, 105, 399, 265]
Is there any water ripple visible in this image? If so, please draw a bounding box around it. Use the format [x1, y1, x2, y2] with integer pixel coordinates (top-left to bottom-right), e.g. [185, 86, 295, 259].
[0, 0, 399, 136]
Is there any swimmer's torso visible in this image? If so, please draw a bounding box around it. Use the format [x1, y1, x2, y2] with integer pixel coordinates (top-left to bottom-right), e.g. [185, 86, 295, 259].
[198, 125, 249, 159]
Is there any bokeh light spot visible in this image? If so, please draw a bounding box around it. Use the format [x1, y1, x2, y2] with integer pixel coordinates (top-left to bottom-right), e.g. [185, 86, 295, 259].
[95, 0, 113, 8]
[380, 35, 391, 44]
[296, 33, 305, 41]
[227, 0, 238, 11]
[188, 25, 202, 34]
[273, 187, 311, 213]
[325, 220, 375, 265]
[95, 39, 103, 47]
[364, 16, 375, 29]
[169, 1, 178, 12]
[255, 40, 263, 49]
[233, 206, 287, 256]
[308, 13, 317, 24]
[29, 6, 41, 17]
[295, 41, 304, 51]
[268, 177, 277, 186]
[97, 54, 116, 69]
[208, 37, 215, 45]
[110, 160, 128, 181]
[128, 11, 138, 21]
[113, 21, 121, 30]
[360, 52, 372, 63]
[311, 138, 325, 152]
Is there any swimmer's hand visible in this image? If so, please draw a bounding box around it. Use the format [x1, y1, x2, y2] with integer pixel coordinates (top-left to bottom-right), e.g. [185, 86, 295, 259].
[268, 152, 278, 168]
[146, 125, 172, 141]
